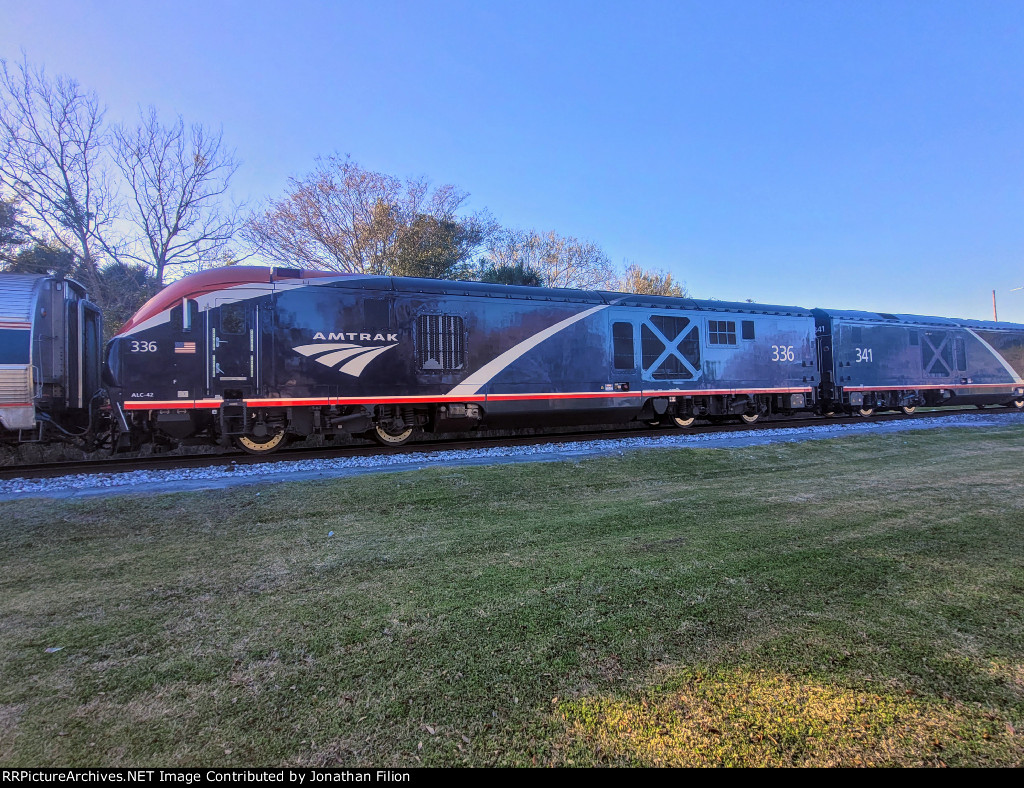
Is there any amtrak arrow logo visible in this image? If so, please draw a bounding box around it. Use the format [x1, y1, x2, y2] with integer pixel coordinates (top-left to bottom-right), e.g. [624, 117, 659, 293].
[293, 343, 397, 377]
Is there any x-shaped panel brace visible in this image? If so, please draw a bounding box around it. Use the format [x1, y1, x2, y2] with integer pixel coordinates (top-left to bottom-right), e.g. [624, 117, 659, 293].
[642, 320, 702, 380]
[923, 332, 951, 376]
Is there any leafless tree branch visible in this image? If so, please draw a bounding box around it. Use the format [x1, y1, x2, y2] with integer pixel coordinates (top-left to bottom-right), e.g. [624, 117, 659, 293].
[113, 107, 244, 284]
[0, 54, 117, 290]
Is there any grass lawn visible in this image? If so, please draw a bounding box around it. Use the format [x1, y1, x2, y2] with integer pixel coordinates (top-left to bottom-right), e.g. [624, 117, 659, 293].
[1, 426, 1022, 767]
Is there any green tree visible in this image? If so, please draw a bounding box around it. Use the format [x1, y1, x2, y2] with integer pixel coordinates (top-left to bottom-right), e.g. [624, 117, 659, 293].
[0, 198, 26, 263]
[95, 260, 160, 337]
[477, 260, 544, 286]
[4, 242, 76, 277]
[392, 214, 488, 279]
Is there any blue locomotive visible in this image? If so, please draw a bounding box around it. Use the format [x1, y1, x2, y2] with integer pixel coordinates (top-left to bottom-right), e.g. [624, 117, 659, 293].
[101, 267, 1024, 453]
[815, 309, 1024, 416]
[2, 266, 1022, 453]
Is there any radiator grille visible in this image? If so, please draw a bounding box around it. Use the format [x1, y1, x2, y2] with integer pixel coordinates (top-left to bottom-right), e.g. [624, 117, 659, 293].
[416, 314, 465, 371]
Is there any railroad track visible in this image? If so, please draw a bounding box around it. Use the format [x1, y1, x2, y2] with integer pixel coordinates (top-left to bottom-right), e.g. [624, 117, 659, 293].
[0, 407, 1009, 481]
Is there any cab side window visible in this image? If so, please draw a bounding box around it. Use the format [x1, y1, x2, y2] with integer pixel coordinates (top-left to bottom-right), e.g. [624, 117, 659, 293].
[221, 302, 246, 334]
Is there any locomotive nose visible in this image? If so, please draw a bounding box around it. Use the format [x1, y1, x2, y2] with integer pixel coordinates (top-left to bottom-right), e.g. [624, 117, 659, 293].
[103, 336, 123, 387]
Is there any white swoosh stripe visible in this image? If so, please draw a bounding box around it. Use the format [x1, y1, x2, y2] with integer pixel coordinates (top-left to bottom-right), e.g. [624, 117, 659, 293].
[965, 329, 1024, 383]
[293, 343, 359, 357]
[447, 305, 609, 396]
[316, 346, 381, 367]
[338, 345, 397, 376]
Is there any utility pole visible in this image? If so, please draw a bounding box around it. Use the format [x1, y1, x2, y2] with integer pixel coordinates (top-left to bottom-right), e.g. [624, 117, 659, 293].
[993, 290, 998, 322]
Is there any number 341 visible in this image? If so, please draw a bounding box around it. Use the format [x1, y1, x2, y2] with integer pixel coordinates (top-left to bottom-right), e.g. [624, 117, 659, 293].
[130, 341, 157, 352]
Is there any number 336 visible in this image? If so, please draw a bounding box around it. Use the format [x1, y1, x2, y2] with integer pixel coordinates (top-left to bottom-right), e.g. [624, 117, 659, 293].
[771, 345, 795, 362]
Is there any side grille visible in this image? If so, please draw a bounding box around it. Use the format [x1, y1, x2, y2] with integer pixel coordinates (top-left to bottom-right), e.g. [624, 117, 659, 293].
[416, 314, 465, 371]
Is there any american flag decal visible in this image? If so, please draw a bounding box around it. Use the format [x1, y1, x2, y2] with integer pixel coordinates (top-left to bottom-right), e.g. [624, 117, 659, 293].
[174, 341, 197, 354]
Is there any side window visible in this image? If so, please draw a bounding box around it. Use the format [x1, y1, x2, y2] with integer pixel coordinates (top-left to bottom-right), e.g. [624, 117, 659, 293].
[170, 299, 199, 332]
[612, 322, 634, 370]
[741, 320, 755, 340]
[417, 314, 465, 371]
[708, 320, 737, 346]
[220, 302, 246, 334]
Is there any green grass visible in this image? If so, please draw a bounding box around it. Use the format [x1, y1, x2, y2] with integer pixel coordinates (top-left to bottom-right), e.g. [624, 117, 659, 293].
[1, 426, 1022, 767]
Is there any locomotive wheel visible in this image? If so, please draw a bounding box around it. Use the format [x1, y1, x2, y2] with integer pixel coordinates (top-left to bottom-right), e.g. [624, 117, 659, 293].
[857, 407, 875, 417]
[371, 423, 414, 446]
[644, 418, 663, 428]
[740, 413, 760, 425]
[1013, 399, 1024, 410]
[900, 406, 917, 415]
[233, 430, 287, 455]
[671, 415, 696, 428]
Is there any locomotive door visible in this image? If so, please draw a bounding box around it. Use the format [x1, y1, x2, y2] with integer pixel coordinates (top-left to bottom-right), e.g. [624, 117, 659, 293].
[608, 311, 642, 392]
[210, 297, 257, 392]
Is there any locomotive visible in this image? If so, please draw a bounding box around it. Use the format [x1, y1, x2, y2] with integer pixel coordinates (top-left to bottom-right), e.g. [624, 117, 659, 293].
[2, 267, 1023, 454]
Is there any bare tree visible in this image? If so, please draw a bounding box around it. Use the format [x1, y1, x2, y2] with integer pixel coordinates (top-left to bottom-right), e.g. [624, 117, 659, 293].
[616, 262, 689, 297]
[244, 155, 491, 277]
[0, 55, 117, 290]
[113, 107, 244, 284]
[484, 227, 616, 290]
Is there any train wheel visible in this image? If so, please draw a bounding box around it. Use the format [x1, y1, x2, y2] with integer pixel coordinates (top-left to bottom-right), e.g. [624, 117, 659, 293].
[672, 415, 696, 428]
[644, 419, 663, 428]
[900, 406, 917, 415]
[858, 407, 875, 417]
[233, 430, 287, 455]
[740, 413, 760, 425]
[1013, 399, 1024, 410]
[371, 424, 414, 446]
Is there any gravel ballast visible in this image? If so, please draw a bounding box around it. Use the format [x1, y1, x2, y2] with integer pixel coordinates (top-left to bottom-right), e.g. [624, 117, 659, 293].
[2, 411, 1022, 500]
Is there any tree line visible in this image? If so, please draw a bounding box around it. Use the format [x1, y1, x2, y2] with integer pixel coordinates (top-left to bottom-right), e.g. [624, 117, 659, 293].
[0, 54, 687, 332]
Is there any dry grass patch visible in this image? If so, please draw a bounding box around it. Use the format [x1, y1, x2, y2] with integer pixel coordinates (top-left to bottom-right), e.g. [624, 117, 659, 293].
[557, 667, 1021, 767]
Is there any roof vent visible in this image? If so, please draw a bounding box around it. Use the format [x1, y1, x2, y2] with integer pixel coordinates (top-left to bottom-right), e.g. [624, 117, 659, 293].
[272, 267, 303, 279]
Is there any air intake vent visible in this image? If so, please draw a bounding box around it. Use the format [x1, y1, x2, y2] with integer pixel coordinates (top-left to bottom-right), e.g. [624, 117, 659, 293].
[416, 314, 465, 371]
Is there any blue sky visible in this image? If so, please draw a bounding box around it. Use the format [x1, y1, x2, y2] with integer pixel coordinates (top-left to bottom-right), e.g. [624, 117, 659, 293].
[3, 0, 1024, 321]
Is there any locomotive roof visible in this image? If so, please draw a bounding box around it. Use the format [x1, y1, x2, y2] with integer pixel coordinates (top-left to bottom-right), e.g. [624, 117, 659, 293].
[118, 266, 340, 334]
[116, 266, 1022, 330]
[814, 308, 1024, 331]
[123, 266, 813, 321]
